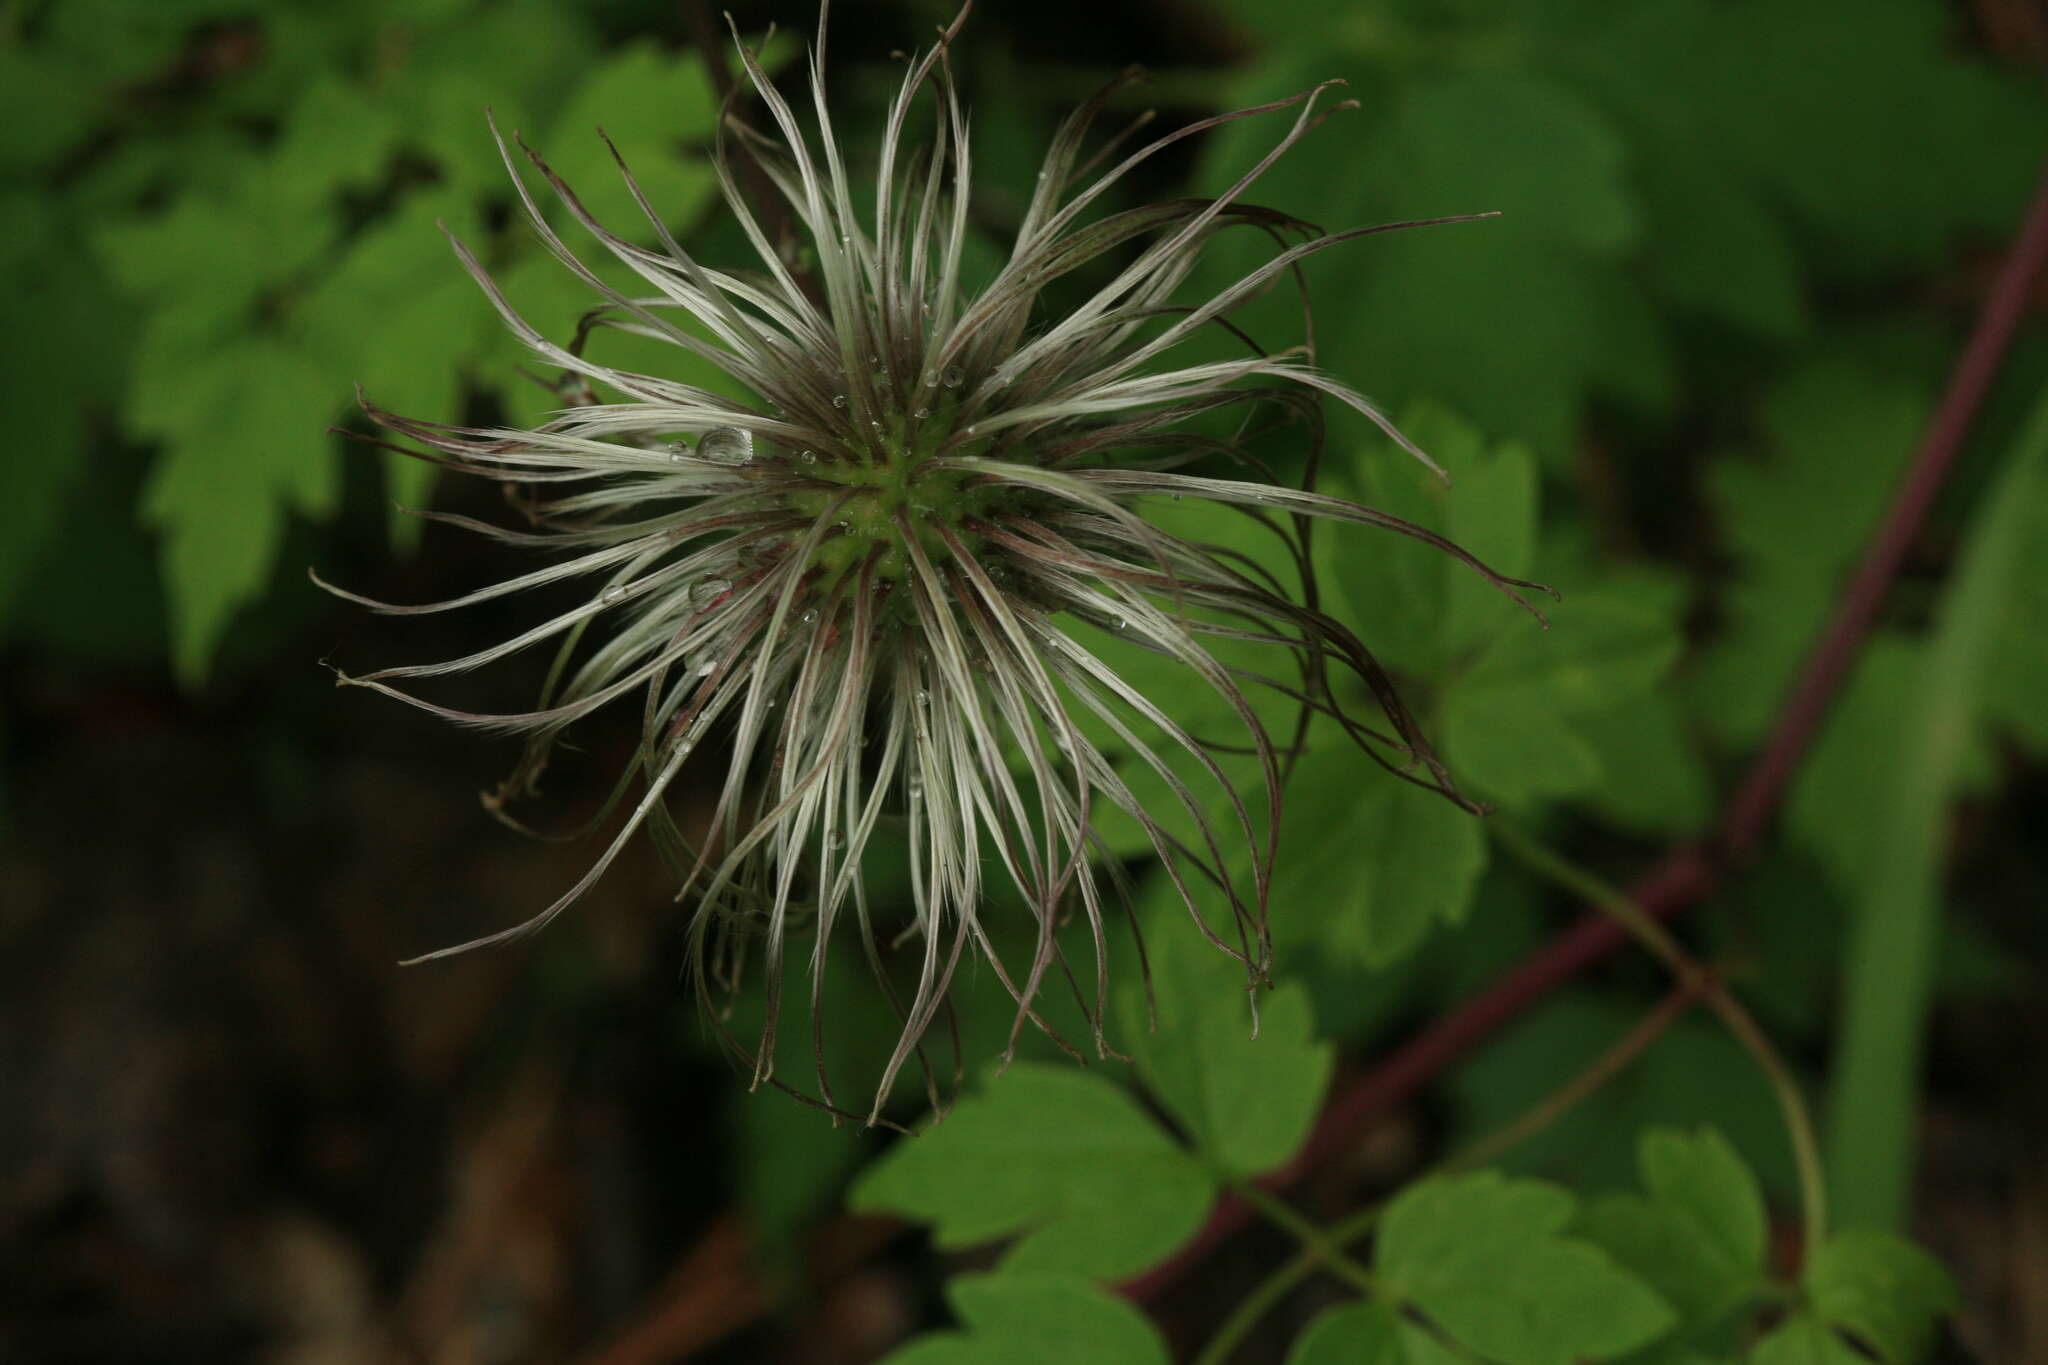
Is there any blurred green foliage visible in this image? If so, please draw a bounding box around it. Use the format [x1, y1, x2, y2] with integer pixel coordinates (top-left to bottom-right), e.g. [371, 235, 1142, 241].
[7, 0, 2046, 1359]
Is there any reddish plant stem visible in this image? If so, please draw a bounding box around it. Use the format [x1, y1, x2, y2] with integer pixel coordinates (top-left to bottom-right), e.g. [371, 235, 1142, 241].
[1121, 159, 2048, 1306]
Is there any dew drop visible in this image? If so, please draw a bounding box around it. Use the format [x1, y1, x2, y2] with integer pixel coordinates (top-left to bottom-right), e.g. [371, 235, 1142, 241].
[907, 772, 925, 799]
[913, 407, 929, 420]
[800, 609, 818, 624]
[673, 737, 695, 758]
[692, 578, 731, 606]
[940, 365, 964, 389]
[923, 370, 940, 386]
[832, 394, 848, 409]
[695, 659, 717, 676]
[824, 830, 845, 851]
[697, 425, 753, 464]
[798, 449, 818, 465]
[600, 585, 627, 603]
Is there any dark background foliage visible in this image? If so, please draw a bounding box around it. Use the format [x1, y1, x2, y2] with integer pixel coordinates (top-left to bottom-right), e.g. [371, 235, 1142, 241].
[3, 0, 2045, 1361]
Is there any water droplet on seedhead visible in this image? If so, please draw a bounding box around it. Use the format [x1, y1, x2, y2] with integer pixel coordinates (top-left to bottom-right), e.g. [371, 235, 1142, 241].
[940, 365, 963, 389]
[666, 443, 690, 462]
[824, 830, 844, 851]
[600, 584, 627, 603]
[798, 449, 818, 465]
[831, 394, 848, 409]
[697, 426, 753, 464]
[800, 609, 818, 624]
[695, 659, 716, 676]
[692, 578, 731, 606]
[907, 771, 925, 799]
[914, 406, 929, 420]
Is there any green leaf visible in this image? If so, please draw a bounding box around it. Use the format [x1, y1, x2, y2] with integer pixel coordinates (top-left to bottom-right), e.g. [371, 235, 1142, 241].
[1268, 742, 1489, 967]
[1747, 1315, 1864, 1365]
[1562, 0, 2042, 279]
[1572, 692, 1712, 836]
[881, 1272, 1169, 1365]
[1630, 154, 1805, 339]
[1803, 1231, 1957, 1364]
[94, 187, 338, 340]
[0, 41, 101, 175]
[134, 332, 341, 683]
[1286, 1301, 1505, 1364]
[1320, 403, 1542, 677]
[1439, 695, 1602, 806]
[1377, 1169, 1676, 1365]
[295, 194, 498, 535]
[849, 1063, 1211, 1280]
[1638, 1127, 1767, 1284]
[537, 40, 723, 243]
[1115, 900, 1333, 1177]
[1576, 1127, 1766, 1332]
[1692, 355, 1929, 744]
[1442, 591, 1681, 806]
[268, 75, 403, 219]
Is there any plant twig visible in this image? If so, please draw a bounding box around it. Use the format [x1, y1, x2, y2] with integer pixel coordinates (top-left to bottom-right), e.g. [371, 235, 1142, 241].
[1232, 1183, 1377, 1294]
[1488, 820, 1829, 1247]
[1441, 977, 1703, 1176]
[1120, 155, 2048, 1305]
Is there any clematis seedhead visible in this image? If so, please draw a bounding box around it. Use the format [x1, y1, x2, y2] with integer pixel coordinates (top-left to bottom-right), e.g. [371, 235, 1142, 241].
[324, 3, 1546, 1122]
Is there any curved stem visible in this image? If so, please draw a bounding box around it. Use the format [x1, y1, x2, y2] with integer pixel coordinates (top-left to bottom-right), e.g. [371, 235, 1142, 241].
[1190, 1246, 1318, 1365]
[1233, 1182, 1377, 1293]
[1192, 1195, 1385, 1365]
[1488, 818, 1829, 1250]
[1443, 980, 1703, 1175]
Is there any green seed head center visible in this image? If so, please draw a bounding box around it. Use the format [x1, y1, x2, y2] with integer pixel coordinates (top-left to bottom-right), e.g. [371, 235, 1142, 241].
[793, 445, 997, 581]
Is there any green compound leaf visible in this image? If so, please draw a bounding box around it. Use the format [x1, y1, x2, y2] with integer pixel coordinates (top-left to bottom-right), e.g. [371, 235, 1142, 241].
[1115, 900, 1333, 1177]
[1442, 590, 1682, 806]
[1747, 1315, 1866, 1365]
[1691, 355, 1929, 744]
[1321, 72, 1657, 453]
[1576, 1127, 1766, 1332]
[1321, 404, 1541, 679]
[1629, 152, 1806, 340]
[536, 39, 724, 244]
[1268, 741, 1488, 968]
[268, 74, 404, 220]
[880, 1272, 1169, 1365]
[1803, 1230, 1958, 1364]
[1639, 1127, 1768, 1285]
[296, 194, 499, 535]
[849, 1063, 1211, 1280]
[1377, 1169, 1676, 1365]
[134, 332, 341, 684]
